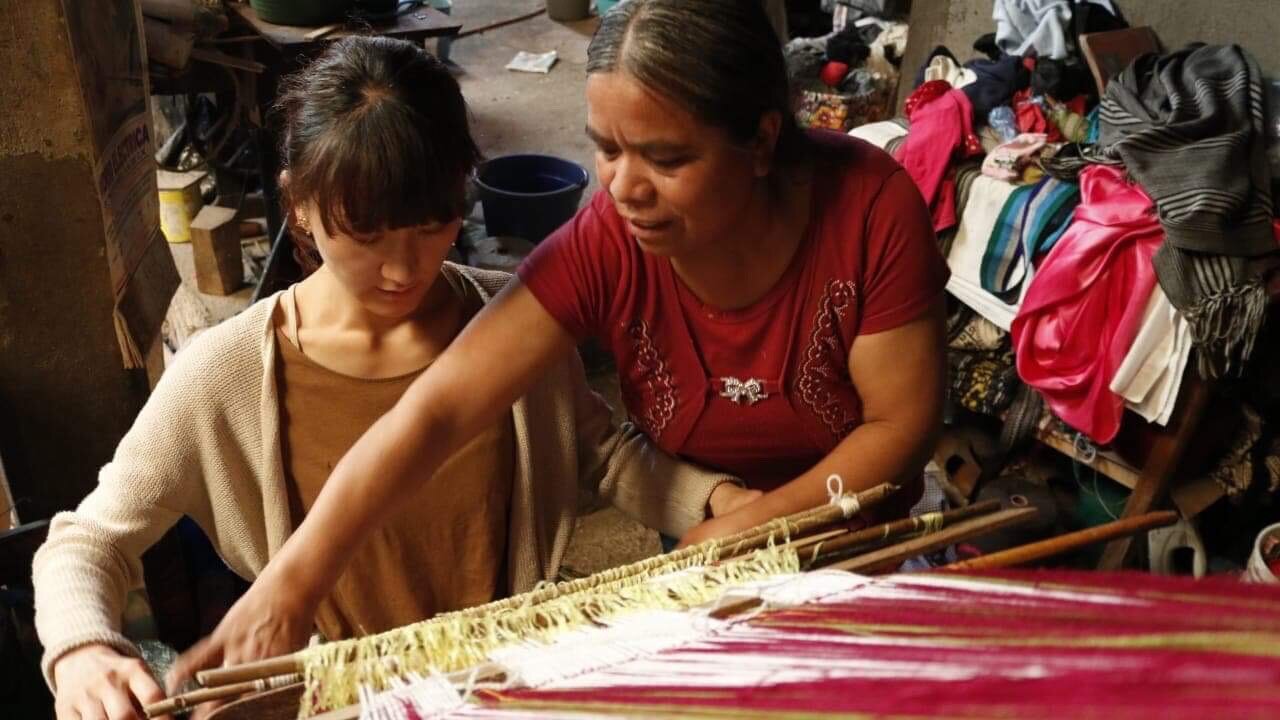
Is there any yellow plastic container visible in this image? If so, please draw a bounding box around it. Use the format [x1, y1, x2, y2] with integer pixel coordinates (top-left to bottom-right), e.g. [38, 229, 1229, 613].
[157, 169, 206, 244]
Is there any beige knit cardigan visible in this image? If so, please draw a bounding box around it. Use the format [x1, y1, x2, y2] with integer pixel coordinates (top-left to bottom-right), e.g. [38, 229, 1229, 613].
[32, 263, 730, 684]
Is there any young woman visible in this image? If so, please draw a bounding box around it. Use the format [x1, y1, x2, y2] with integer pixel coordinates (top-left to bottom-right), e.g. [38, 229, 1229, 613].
[183, 0, 948, 682]
[33, 36, 749, 720]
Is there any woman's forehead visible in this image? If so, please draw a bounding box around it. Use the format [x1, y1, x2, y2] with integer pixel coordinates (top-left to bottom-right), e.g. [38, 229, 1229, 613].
[585, 72, 703, 142]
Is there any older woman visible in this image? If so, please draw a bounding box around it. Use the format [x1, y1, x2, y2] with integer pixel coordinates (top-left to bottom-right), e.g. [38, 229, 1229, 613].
[181, 0, 947, 678]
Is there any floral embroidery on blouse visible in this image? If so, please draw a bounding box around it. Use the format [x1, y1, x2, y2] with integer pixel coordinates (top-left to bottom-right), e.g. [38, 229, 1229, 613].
[796, 279, 859, 439]
[627, 320, 677, 438]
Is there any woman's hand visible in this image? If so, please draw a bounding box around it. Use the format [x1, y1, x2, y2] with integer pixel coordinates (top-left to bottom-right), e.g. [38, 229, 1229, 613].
[166, 568, 316, 696]
[675, 514, 740, 549]
[706, 483, 762, 517]
[676, 495, 773, 549]
[53, 643, 168, 720]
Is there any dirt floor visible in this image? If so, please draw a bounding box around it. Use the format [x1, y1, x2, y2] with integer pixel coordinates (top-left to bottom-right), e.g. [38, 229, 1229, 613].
[448, 1, 602, 198]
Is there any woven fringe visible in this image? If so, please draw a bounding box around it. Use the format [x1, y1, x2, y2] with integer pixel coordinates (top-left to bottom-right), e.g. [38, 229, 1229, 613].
[1185, 279, 1268, 378]
[299, 546, 800, 717]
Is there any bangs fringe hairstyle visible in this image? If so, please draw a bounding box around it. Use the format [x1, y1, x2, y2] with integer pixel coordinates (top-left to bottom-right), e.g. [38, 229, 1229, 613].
[276, 36, 481, 271]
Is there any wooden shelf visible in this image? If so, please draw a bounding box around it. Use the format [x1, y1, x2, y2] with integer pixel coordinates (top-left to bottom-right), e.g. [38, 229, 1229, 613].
[1034, 424, 1141, 490]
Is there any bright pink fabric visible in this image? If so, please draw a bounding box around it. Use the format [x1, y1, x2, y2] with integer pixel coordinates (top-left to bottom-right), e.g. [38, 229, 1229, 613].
[518, 132, 947, 504]
[896, 87, 980, 232]
[1012, 164, 1163, 444]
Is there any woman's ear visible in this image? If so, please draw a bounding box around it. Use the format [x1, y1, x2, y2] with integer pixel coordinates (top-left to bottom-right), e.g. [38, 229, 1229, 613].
[752, 111, 783, 178]
[279, 170, 312, 235]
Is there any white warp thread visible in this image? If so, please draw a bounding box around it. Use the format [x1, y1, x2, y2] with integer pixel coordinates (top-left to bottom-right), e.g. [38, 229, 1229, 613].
[354, 571, 877, 718]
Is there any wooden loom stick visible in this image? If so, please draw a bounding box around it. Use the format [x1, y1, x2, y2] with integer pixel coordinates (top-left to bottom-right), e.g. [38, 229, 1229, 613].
[823, 507, 1040, 574]
[720, 482, 901, 557]
[756, 501, 1001, 563]
[144, 675, 300, 718]
[784, 526, 850, 555]
[941, 511, 1178, 572]
[195, 656, 300, 688]
[799, 499, 1003, 566]
[196, 484, 899, 690]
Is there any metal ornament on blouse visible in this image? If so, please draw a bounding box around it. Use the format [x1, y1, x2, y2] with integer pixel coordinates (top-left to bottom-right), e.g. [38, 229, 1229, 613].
[719, 377, 769, 406]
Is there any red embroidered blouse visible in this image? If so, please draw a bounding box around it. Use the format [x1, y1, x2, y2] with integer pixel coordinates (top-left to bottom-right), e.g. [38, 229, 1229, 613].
[518, 132, 947, 500]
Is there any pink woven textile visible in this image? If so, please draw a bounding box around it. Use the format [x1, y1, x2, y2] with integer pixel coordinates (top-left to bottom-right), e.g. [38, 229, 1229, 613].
[450, 570, 1280, 719]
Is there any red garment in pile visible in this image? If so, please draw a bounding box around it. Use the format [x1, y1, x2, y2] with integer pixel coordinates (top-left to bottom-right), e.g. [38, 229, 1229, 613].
[902, 79, 952, 118]
[1011, 164, 1164, 444]
[1013, 88, 1087, 143]
[518, 131, 947, 510]
[896, 86, 981, 233]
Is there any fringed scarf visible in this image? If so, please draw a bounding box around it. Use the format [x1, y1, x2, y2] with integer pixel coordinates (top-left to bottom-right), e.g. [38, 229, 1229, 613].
[1098, 44, 1276, 377]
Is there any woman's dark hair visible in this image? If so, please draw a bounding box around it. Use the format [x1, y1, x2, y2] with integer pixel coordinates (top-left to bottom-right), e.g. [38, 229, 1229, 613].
[275, 36, 481, 271]
[586, 0, 809, 174]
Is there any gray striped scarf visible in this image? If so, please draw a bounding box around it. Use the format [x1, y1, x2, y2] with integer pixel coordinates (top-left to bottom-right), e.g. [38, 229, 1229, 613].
[1098, 44, 1276, 377]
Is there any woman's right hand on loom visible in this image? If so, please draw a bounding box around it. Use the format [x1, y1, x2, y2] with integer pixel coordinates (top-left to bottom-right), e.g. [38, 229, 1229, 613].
[166, 565, 316, 696]
[53, 643, 169, 720]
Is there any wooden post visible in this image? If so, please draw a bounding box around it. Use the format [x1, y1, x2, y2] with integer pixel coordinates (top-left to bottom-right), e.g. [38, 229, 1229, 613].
[190, 206, 244, 295]
[1097, 377, 1212, 570]
[0, 0, 178, 517]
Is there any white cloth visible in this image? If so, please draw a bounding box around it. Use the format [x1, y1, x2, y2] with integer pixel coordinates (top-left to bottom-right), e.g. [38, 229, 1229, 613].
[948, 276, 1022, 331]
[993, 0, 1118, 60]
[994, 0, 1071, 60]
[1109, 286, 1191, 426]
[923, 55, 977, 89]
[944, 174, 1023, 330]
[847, 120, 907, 149]
[865, 22, 907, 79]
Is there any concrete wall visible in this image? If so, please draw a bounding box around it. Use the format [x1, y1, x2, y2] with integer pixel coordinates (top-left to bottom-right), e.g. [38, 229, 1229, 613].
[0, 0, 152, 519]
[898, 0, 1280, 106]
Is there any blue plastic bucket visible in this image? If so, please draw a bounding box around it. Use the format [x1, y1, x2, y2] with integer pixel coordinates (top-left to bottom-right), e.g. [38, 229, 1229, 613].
[475, 154, 589, 243]
[597, 0, 621, 15]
